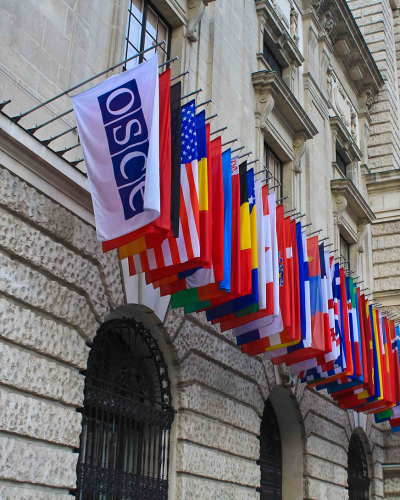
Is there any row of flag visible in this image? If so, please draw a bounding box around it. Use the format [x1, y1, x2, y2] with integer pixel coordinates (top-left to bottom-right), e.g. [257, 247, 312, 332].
[72, 57, 400, 429]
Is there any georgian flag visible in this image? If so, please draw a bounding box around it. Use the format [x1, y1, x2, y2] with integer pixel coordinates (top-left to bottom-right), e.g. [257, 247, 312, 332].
[71, 56, 160, 242]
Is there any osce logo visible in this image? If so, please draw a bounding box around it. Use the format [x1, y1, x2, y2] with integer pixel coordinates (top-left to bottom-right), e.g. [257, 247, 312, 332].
[98, 79, 149, 220]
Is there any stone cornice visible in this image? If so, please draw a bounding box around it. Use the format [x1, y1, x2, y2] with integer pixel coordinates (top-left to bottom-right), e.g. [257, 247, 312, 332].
[331, 178, 375, 223]
[330, 115, 362, 161]
[256, 0, 304, 68]
[365, 169, 400, 194]
[304, 0, 384, 95]
[252, 70, 318, 140]
[303, 71, 330, 120]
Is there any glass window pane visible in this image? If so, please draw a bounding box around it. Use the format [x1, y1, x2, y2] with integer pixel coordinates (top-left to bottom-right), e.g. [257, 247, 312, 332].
[128, 15, 142, 50]
[131, 0, 143, 21]
[146, 6, 158, 39]
[158, 20, 167, 44]
[125, 43, 139, 70]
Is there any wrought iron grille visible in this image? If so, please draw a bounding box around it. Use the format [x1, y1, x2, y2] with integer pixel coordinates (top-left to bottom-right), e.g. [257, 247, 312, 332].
[75, 318, 175, 500]
[258, 399, 282, 500]
[348, 434, 370, 500]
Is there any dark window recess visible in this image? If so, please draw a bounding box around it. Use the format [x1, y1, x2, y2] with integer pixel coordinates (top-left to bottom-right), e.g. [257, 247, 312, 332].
[264, 143, 283, 200]
[348, 434, 370, 500]
[263, 42, 283, 76]
[336, 148, 348, 176]
[75, 317, 175, 500]
[125, 0, 171, 70]
[340, 235, 350, 272]
[258, 399, 282, 500]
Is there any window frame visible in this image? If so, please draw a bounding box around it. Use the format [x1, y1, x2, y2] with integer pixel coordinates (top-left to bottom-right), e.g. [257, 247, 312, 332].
[124, 0, 172, 70]
[264, 142, 283, 200]
[263, 41, 283, 76]
[340, 235, 350, 271]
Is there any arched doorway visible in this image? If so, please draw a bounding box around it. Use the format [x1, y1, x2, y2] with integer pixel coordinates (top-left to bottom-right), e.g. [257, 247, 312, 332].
[75, 317, 175, 499]
[259, 398, 283, 499]
[348, 433, 370, 500]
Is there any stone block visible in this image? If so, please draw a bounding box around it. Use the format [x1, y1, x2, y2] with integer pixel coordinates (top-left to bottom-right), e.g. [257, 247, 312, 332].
[0, 296, 89, 369]
[0, 435, 78, 488]
[0, 207, 109, 320]
[0, 387, 82, 447]
[178, 353, 264, 414]
[0, 341, 84, 407]
[0, 251, 98, 340]
[305, 435, 347, 467]
[177, 410, 259, 460]
[175, 474, 258, 500]
[0, 167, 123, 308]
[0, 483, 72, 500]
[300, 388, 348, 430]
[178, 384, 261, 434]
[176, 441, 260, 487]
[385, 475, 400, 495]
[304, 412, 348, 449]
[304, 477, 348, 500]
[42, 19, 70, 68]
[304, 455, 347, 487]
[20, 33, 59, 84]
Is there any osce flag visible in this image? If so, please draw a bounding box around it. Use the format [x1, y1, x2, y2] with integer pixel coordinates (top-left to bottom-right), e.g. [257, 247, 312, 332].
[71, 56, 159, 242]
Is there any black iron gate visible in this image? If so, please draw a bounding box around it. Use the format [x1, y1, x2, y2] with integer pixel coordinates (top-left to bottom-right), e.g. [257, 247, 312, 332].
[258, 399, 282, 500]
[348, 433, 370, 500]
[75, 318, 175, 500]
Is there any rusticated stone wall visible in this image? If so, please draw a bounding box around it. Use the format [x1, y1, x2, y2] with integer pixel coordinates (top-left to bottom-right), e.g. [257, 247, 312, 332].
[0, 165, 123, 498]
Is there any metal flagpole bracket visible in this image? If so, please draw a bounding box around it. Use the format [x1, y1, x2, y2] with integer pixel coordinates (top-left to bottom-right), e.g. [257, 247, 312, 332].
[284, 208, 297, 214]
[181, 88, 202, 100]
[171, 70, 189, 81]
[196, 99, 212, 108]
[55, 142, 81, 156]
[293, 213, 306, 220]
[239, 151, 252, 159]
[276, 195, 289, 204]
[42, 125, 77, 146]
[222, 138, 237, 147]
[319, 237, 329, 242]
[70, 158, 84, 167]
[302, 222, 312, 229]
[10, 40, 167, 123]
[159, 56, 178, 68]
[329, 249, 338, 254]
[325, 243, 334, 248]
[210, 126, 227, 135]
[247, 159, 260, 166]
[205, 113, 218, 121]
[0, 100, 11, 111]
[25, 108, 73, 135]
[307, 229, 322, 237]
[232, 146, 245, 153]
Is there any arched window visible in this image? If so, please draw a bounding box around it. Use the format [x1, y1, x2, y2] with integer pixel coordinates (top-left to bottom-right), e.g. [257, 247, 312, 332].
[75, 318, 175, 500]
[348, 433, 370, 500]
[259, 399, 282, 500]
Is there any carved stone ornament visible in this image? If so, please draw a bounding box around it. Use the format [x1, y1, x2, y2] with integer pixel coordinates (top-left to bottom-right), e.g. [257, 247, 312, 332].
[278, 363, 298, 388]
[259, 91, 275, 130]
[360, 90, 375, 114]
[350, 107, 357, 141]
[327, 64, 335, 105]
[357, 222, 368, 253]
[290, 3, 300, 46]
[293, 137, 306, 174]
[334, 194, 348, 226]
[311, 0, 323, 14]
[187, 0, 212, 43]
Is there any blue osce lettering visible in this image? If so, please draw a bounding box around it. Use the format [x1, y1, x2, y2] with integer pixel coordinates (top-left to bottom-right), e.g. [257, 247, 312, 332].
[98, 78, 149, 220]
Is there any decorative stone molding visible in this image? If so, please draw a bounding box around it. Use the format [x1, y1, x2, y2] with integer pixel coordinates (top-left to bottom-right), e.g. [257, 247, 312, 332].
[259, 91, 275, 131]
[334, 193, 348, 226]
[331, 178, 376, 226]
[256, 0, 304, 68]
[357, 221, 368, 253]
[290, 3, 300, 46]
[293, 137, 306, 173]
[187, 0, 213, 43]
[252, 70, 318, 140]
[330, 116, 362, 164]
[277, 363, 298, 388]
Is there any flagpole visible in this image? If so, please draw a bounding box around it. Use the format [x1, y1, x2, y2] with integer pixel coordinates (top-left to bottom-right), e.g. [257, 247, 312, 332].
[181, 89, 202, 100]
[239, 151, 252, 158]
[171, 70, 189, 81]
[210, 127, 227, 135]
[196, 99, 212, 108]
[232, 146, 245, 153]
[11, 40, 167, 122]
[222, 138, 237, 146]
[205, 114, 218, 121]
[247, 159, 259, 166]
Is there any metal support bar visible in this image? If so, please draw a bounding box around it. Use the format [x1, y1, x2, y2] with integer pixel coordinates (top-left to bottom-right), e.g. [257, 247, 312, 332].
[231, 146, 245, 153]
[247, 159, 259, 166]
[307, 229, 322, 237]
[276, 196, 289, 203]
[171, 70, 189, 81]
[42, 125, 77, 145]
[55, 142, 81, 156]
[196, 99, 212, 108]
[329, 249, 338, 254]
[205, 113, 218, 122]
[239, 151, 252, 159]
[302, 222, 312, 228]
[325, 243, 334, 248]
[0, 100, 11, 111]
[181, 88, 202, 100]
[11, 40, 166, 122]
[269, 183, 280, 189]
[160, 56, 178, 68]
[26, 108, 73, 134]
[70, 158, 84, 167]
[284, 209, 297, 214]
[210, 126, 227, 135]
[319, 237, 329, 242]
[222, 138, 237, 147]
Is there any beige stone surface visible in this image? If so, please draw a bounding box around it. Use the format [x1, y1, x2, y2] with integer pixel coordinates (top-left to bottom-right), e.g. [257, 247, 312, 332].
[176, 441, 260, 488]
[304, 477, 348, 500]
[0, 296, 89, 369]
[0, 387, 82, 447]
[0, 435, 78, 488]
[175, 475, 259, 500]
[0, 342, 84, 407]
[0, 483, 72, 500]
[177, 410, 259, 460]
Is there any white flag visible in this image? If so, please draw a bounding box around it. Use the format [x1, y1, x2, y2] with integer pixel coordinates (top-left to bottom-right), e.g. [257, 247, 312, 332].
[71, 56, 160, 242]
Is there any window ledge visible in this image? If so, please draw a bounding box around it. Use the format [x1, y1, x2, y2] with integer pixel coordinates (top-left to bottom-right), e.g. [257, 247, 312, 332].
[330, 115, 362, 162]
[252, 70, 318, 140]
[331, 178, 375, 224]
[256, 0, 304, 68]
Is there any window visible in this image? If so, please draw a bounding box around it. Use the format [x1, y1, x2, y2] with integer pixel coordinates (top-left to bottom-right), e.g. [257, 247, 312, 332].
[75, 318, 175, 500]
[258, 399, 282, 500]
[263, 42, 283, 76]
[348, 434, 370, 500]
[340, 236, 350, 272]
[125, 0, 171, 70]
[264, 143, 283, 200]
[336, 148, 348, 176]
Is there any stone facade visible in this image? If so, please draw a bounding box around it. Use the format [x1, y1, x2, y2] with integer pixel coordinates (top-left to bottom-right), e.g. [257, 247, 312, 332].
[0, 0, 400, 499]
